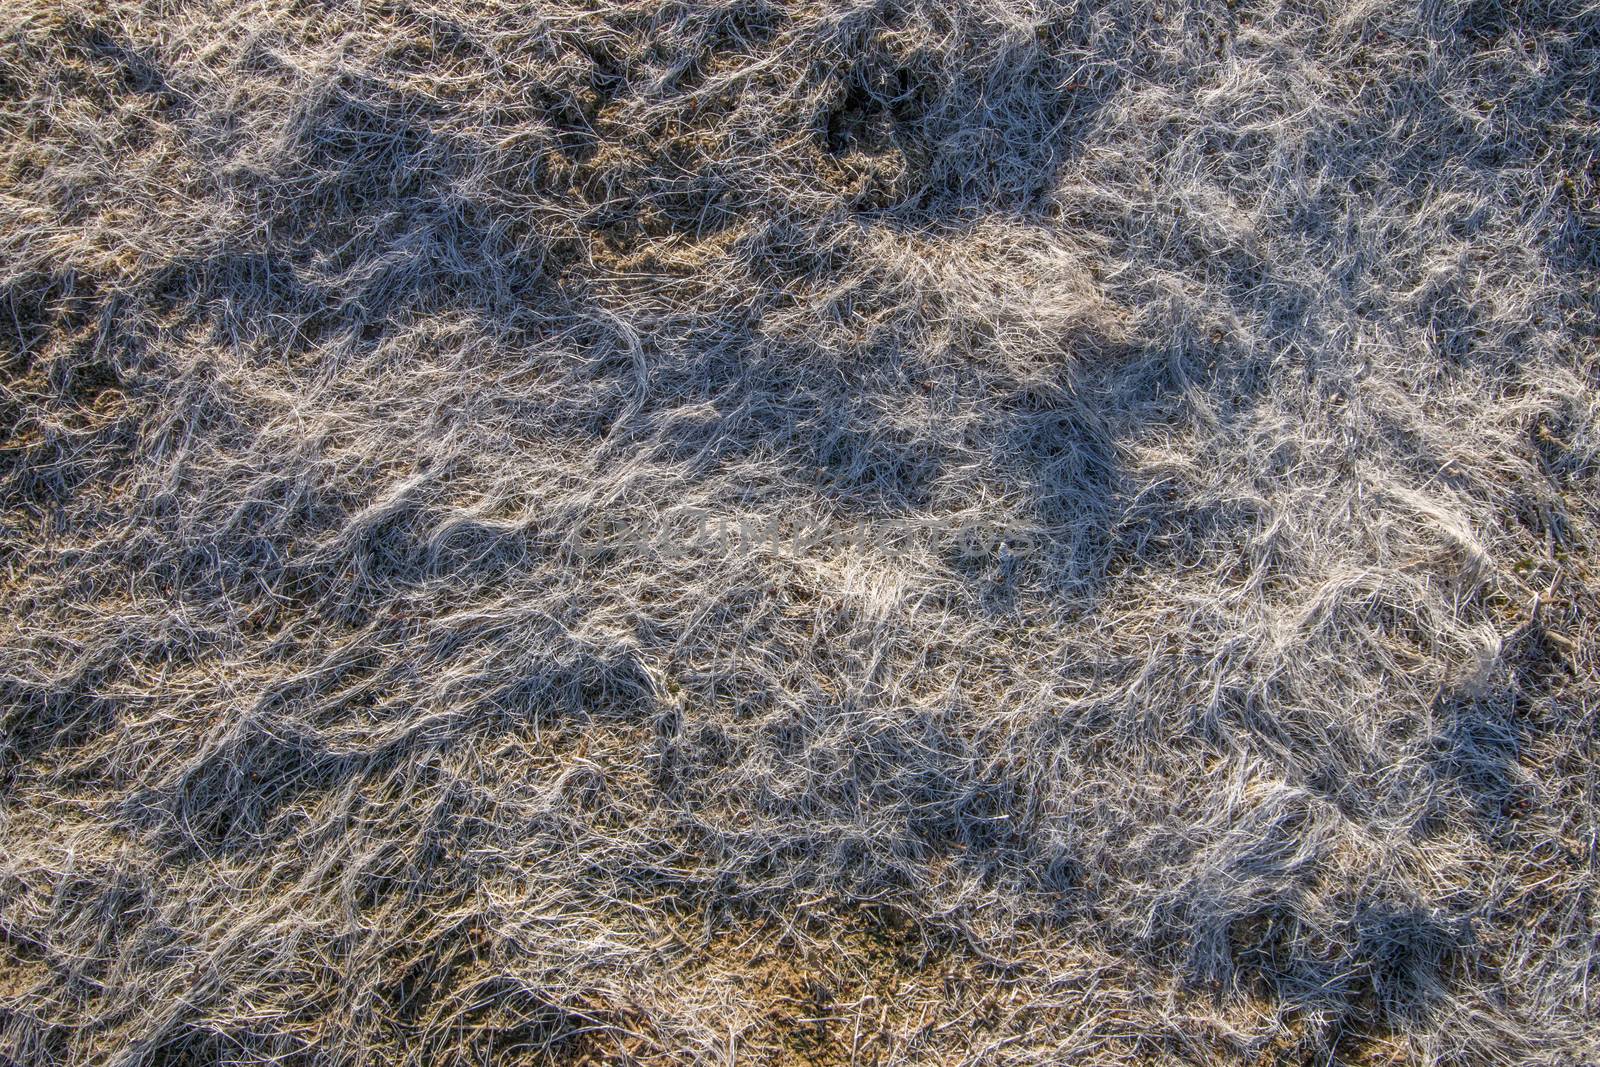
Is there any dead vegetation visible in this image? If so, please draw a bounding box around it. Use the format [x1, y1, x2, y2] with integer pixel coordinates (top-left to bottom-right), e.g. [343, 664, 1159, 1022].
[1, 0, 1598, 1064]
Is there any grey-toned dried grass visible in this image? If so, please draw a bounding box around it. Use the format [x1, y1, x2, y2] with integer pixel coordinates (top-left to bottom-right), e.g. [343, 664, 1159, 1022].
[1, 0, 1597, 1064]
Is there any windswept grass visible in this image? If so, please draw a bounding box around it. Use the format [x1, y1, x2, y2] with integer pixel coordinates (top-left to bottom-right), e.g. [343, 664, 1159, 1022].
[1, 0, 1597, 1063]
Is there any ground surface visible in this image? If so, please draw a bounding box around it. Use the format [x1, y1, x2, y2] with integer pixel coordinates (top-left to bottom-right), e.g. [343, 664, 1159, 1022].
[1, 0, 1598, 1064]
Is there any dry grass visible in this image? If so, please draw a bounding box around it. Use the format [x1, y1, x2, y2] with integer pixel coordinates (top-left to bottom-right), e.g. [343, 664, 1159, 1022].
[1, 0, 1598, 1063]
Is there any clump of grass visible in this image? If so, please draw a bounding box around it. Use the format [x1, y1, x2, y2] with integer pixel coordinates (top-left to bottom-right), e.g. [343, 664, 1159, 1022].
[1, 0, 1598, 1064]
